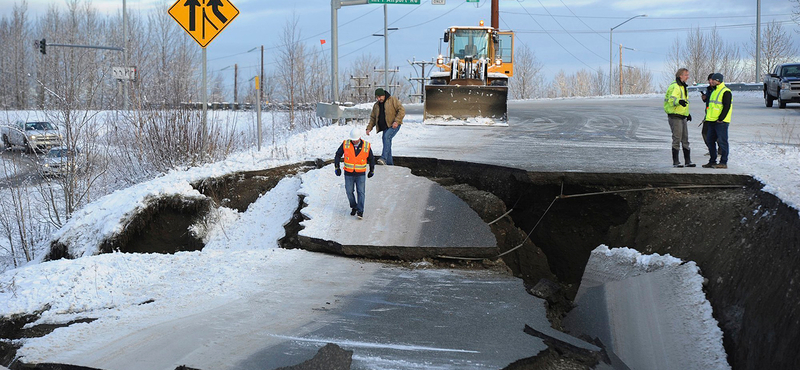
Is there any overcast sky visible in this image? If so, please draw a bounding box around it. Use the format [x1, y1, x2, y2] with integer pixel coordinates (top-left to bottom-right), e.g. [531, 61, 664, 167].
[12, 0, 800, 96]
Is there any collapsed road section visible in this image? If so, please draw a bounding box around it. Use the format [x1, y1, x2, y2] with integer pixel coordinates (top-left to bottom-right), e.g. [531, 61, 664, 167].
[394, 156, 800, 369]
[296, 164, 498, 259]
[25, 156, 800, 369]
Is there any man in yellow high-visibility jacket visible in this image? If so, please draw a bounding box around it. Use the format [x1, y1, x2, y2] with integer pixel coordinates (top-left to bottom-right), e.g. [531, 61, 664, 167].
[334, 127, 376, 219]
[664, 68, 695, 167]
[701, 73, 732, 169]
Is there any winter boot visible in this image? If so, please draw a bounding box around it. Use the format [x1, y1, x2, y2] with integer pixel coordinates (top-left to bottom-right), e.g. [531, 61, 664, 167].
[672, 149, 683, 168]
[683, 149, 696, 167]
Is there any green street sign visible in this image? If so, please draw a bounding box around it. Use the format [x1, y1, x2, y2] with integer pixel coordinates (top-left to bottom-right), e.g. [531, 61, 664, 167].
[368, 0, 420, 4]
[466, 0, 479, 2]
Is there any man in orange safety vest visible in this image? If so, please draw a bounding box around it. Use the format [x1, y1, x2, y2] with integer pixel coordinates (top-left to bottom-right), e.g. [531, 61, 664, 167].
[334, 127, 376, 219]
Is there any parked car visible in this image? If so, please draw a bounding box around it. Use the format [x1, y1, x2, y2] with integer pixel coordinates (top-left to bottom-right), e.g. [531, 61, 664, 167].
[39, 147, 81, 176]
[1, 120, 63, 152]
[764, 63, 800, 109]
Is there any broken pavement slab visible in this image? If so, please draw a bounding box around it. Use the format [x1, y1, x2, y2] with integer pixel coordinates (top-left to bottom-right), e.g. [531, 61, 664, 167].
[564, 246, 730, 370]
[297, 164, 497, 259]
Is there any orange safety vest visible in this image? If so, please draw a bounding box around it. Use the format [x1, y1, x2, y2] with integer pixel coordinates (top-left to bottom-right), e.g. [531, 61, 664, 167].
[342, 140, 370, 173]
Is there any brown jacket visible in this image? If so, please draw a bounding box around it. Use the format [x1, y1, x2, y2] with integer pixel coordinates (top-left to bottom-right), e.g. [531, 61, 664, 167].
[367, 95, 405, 133]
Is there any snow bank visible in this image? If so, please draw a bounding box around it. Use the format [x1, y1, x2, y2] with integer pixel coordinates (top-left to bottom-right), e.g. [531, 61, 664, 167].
[49, 177, 207, 258]
[201, 177, 301, 251]
[1, 248, 288, 317]
[567, 245, 729, 370]
[737, 142, 800, 212]
[574, 244, 683, 299]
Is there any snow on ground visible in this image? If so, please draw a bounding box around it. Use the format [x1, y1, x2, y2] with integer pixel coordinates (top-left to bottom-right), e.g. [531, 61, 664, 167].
[0, 176, 304, 318]
[737, 142, 800, 211]
[10, 249, 381, 368]
[423, 115, 508, 127]
[200, 177, 301, 251]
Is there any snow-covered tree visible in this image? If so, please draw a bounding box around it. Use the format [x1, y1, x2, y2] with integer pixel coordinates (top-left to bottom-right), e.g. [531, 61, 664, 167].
[509, 43, 543, 100]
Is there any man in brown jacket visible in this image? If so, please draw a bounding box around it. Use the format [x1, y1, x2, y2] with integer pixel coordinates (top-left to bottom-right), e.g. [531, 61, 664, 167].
[366, 88, 405, 165]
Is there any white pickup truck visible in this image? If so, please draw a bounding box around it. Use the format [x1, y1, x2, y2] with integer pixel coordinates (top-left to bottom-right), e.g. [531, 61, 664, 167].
[764, 63, 800, 109]
[1, 120, 63, 152]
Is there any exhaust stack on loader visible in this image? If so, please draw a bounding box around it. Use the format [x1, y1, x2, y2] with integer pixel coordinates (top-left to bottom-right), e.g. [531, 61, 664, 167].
[424, 10, 514, 125]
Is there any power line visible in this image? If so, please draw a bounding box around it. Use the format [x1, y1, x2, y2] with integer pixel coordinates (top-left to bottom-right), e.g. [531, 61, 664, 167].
[395, 1, 467, 29]
[558, 0, 607, 41]
[515, 0, 597, 69]
[500, 10, 786, 20]
[209, 5, 382, 62]
[512, 20, 798, 34]
[556, 0, 665, 58]
[534, 0, 607, 62]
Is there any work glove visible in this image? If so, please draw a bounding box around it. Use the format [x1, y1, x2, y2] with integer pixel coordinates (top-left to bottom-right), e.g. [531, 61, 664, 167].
[335, 168, 341, 176]
[678, 99, 687, 107]
[687, 114, 692, 122]
[367, 171, 374, 178]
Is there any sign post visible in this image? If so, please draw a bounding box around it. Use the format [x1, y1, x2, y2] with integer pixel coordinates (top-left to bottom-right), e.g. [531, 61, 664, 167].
[169, 0, 239, 152]
[330, 0, 419, 104]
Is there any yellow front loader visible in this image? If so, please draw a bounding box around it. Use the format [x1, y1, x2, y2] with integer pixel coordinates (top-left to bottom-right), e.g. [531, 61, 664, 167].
[424, 9, 514, 124]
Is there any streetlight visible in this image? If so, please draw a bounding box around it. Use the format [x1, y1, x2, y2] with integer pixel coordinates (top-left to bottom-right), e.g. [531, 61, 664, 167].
[609, 14, 646, 95]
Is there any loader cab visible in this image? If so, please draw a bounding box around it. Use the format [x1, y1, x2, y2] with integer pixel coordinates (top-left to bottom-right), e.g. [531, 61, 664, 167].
[447, 27, 492, 60]
[440, 26, 514, 77]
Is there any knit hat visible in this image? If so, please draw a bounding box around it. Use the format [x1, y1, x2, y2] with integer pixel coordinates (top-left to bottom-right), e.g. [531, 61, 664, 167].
[374, 88, 386, 96]
[711, 73, 723, 83]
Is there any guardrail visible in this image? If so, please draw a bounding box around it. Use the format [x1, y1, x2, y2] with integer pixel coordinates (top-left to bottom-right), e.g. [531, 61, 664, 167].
[316, 102, 371, 121]
[688, 83, 763, 92]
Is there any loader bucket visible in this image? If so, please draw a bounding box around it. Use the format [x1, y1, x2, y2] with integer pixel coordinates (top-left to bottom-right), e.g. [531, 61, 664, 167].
[424, 84, 508, 123]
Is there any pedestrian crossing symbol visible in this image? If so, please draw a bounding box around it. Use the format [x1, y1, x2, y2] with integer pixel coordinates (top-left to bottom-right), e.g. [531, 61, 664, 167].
[168, 0, 239, 48]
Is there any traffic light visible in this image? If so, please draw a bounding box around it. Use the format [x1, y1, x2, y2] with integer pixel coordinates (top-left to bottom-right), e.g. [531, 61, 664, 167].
[38, 38, 46, 55]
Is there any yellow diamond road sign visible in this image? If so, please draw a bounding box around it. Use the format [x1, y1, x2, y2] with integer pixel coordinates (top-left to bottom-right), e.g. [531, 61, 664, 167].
[169, 0, 239, 48]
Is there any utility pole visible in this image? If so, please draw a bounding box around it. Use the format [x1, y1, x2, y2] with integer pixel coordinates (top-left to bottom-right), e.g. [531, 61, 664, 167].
[491, 0, 499, 29]
[372, 11, 398, 91]
[374, 66, 400, 92]
[234, 64, 238, 108]
[384, 5, 389, 89]
[350, 75, 370, 102]
[123, 0, 128, 110]
[408, 58, 435, 103]
[619, 44, 623, 95]
[756, 0, 761, 82]
[202, 47, 207, 151]
[258, 45, 264, 151]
